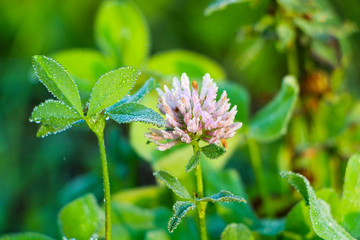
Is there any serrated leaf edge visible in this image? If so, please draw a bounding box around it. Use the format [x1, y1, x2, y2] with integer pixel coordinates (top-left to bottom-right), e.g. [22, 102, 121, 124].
[196, 190, 247, 203]
[153, 170, 191, 199]
[168, 201, 196, 233]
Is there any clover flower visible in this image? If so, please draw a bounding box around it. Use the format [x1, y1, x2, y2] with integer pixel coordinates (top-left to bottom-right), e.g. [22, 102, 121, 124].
[145, 73, 242, 151]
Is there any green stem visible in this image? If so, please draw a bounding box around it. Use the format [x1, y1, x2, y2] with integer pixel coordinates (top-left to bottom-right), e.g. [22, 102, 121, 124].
[193, 143, 208, 240]
[287, 44, 299, 78]
[247, 138, 273, 217]
[96, 132, 111, 240]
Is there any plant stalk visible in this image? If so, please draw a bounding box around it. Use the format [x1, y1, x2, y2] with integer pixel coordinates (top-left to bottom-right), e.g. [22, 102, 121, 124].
[193, 144, 208, 240]
[97, 132, 111, 240]
[247, 138, 273, 217]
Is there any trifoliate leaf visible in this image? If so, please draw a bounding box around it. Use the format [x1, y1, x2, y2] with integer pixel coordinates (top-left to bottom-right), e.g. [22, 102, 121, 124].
[221, 223, 255, 240]
[204, 0, 249, 16]
[201, 144, 226, 159]
[107, 102, 165, 127]
[281, 171, 356, 240]
[107, 77, 156, 111]
[168, 201, 196, 233]
[249, 75, 299, 143]
[197, 190, 246, 204]
[87, 66, 140, 116]
[32, 55, 83, 116]
[58, 194, 100, 240]
[185, 151, 201, 173]
[153, 170, 191, 199]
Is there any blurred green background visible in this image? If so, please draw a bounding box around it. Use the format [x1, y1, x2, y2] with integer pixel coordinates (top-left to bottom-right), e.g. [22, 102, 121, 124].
[1, 0, 360, 239]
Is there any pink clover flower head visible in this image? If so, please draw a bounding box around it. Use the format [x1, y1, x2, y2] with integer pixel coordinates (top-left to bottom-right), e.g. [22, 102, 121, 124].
[145, 73, 242, 151]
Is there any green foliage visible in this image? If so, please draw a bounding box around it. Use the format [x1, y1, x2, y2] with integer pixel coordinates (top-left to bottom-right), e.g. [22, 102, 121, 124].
[338, 155, 360, 237]
[52, 49, 111, 98]
[147, 50, 226, 80]
[220, 223, 255, 240]
[108, 78, 157, 110]
[249, 75, 299, 142]
[87, 66, 140, 116]
[185, 151, 201, 173]
[281, 171, 356, 240]
[30, 100, 82, 137]
[0, 233, 55, 240]
[153, 170, 192, 199]
[201, 144, 226, 159]
[145, 229, 170, 240]
[32, 55, 83, 116]
[107, 102, 165, 127]
[196, 190, 246, 203]
[58, 194, 100, 240]
[204, 0, 249, 16]
[95, 0, 149, 67]
[168, 201, 196, 233]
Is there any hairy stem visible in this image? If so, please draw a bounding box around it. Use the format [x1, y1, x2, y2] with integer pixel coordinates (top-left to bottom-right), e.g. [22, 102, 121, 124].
[248, 138, 273, 217]
[193, 143, 208, 240]
[97, 132, 111, 240]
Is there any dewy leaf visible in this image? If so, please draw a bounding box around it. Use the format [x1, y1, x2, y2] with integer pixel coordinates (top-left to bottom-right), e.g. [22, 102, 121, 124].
[153, 170, 191, 199]
[168, 201, 196, 233]
[58, 193, 100, 240]
[197, 190, 246, 204]
[201, 144, 226, 159]
[87, 66, 140, 116]
[249, 75, 299, 143]
[0, 232, 55, 240]
[106, 102, 165, 127]
[281, 171, 356, 240]
[339, 155, 360, 238]
[32, 55, 83, 116]
[204, 0, 249, 16]
[30, 100, 83, 138]
[220, 223, 255, 240]
[107, 77, 156, 111]
[185, 151, 201, 173]
[95, 0, 150, 67]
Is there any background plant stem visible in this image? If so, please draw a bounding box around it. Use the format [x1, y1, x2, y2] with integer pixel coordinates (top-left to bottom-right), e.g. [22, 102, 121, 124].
[248, 138, 273, 217]
[97, 132, 111, 240]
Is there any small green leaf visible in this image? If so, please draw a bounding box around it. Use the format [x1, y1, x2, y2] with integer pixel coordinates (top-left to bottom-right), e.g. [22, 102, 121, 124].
[201, 144, 226, 159]
[30, 100, 81, 125]
[153, 170, 191, 199]
[249, 75, 299, 142]
[107, 77, 156, 111]
[277, 0, 318, 15]
[107, 103, 165, 127]
[221, 223, 255, 240]
[197, 190, 246, 204]
[32, 55, 83, 116]
[276, 20, 296, 51]
[87, 66, 140, 116]
[185, 151, 201, 173]
[339, 155, 360, 238]
[281, 171, 356, 240]
[0, 233, 55, 240]
[58, 193, 100, 240]
[95, 0, 150, 67]
[168, 201, 196, 233]
[30, 100, 83, 137]
[204, 0, 249, 16]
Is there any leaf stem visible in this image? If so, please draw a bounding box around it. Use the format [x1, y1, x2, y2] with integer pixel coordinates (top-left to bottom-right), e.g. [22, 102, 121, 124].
[287, 44, 299, 78]
[96, 132, 111, 240]
[193, 143, 208, 240]
[247, 138, 273, 217]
